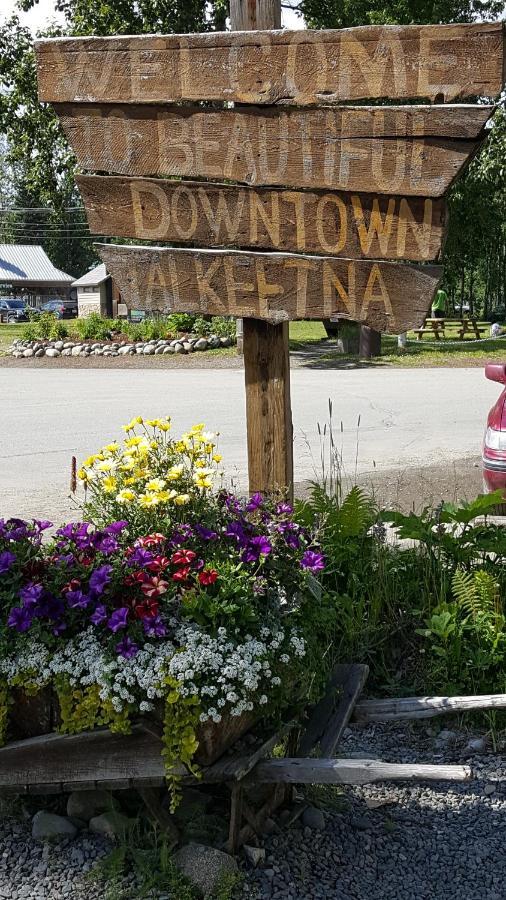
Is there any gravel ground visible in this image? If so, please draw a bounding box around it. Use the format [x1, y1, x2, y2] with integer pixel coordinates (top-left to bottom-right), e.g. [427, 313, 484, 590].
[0, 724, 504, 899]
[239, 723, 506, 900]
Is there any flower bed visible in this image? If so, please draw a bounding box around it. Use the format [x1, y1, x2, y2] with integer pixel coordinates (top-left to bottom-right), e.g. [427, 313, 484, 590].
[0, 419, 325, 807]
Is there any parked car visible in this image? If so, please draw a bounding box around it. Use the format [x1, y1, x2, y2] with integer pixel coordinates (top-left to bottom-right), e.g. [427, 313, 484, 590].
[0, 298, 28, 322]
[40, 298, 78, 319]
[483, 363, 506, 495]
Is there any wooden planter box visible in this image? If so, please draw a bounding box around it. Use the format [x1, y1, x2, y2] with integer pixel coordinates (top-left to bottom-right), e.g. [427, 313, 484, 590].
[8, 687, 254, 768]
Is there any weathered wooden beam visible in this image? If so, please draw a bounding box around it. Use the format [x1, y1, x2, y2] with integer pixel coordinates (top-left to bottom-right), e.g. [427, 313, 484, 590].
[35, 23, 505, 106]
[60, 104, 493, 196]
[205, 723, 293, 783]
[251, 758, 472, 784]
[96, 243, 442, 333]
[319, 664, 369, 758]
[298, 664, 367, 757]
[0, 728, 171, 789]
[354, 693, 506, 723]
[77, 175, 448, 262]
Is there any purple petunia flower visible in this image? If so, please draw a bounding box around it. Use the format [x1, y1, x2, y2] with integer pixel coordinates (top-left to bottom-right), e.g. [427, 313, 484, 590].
[66, 590, 91, 609]
[116, 636, 139, 659]
[143, 615, 167, 637]
[34, 520, 53, 533]
[225, 521, 249, 547]
[0, 551, 16, 574]
[194, 524, 218, 542]
[300, 550, 325, 573]
[20, 582, 44, 607]
[6, 519, 30, 542]
[107, 607, 129, 633]
[242, 535, 272, 563]
[168, 524, 193, 547]
[7, 606, 32, 632]
[89, 564, 113, 596]
[94, 535, 119, 556]
[105, 521, 128, 535]
[56, 553, 75, 567]
[52, 621, 67, 636]
[127, 547, 154, 567]
[246, 492, 264, 512]
[276, 502, 293, 516]
[90, 604, 108, 625]
[36, 595, 65, 621]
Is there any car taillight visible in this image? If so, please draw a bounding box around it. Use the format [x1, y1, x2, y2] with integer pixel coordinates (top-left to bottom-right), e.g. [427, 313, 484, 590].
[484, 427, 506, 451]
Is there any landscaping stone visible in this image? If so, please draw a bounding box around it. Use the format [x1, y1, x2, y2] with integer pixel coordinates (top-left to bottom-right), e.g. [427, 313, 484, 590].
[163, 345, 174, 353]
[88, 811, 132, 840]
[45, 348, 60, 357]
[32, 812, 77, 842]
[243, 845, 266, 867]
[195, 338, 208, 350]
[174, 343, 185, 354]
[301, 806, 326, 831]
[173, 844, 238, 898]
[22, 349, 34, 357]
[62, 348, 72, 356]
[34, 349, 45, 358]
[67, 791, 112, 823]
[71, 346, 83, 356]
[466, 736, 488, 754]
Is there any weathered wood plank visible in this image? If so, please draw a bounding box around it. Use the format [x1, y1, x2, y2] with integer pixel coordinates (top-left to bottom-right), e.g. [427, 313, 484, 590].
[97, 244, 441, 333]
[251, 758, 472, 784]
[298, 664, 369, 758]
[77, 175, 448, 262]
[205, 723, 293, 783]
[354, 693, 506, 723]
[35, 23, 505, 105]
[61, 104, 492, 196]
[0, 729, 172, 788]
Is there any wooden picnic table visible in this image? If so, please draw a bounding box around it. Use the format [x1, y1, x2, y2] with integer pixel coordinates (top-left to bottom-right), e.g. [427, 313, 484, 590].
[414, 317, 489, 341]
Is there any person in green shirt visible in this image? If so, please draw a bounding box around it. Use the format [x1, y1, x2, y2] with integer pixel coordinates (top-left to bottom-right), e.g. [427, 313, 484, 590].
[432, 288, 448, 319]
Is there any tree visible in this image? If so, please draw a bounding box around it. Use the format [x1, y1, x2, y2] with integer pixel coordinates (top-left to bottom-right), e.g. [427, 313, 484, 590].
[300, 0, 505, 28]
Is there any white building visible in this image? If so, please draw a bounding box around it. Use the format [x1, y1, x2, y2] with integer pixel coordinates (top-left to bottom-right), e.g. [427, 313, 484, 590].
[72, 263, 119, 318]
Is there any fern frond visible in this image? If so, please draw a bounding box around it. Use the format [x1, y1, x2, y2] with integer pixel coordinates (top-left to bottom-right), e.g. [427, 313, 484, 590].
[336, 486, 376, 538]
[452, 569, 496, 621]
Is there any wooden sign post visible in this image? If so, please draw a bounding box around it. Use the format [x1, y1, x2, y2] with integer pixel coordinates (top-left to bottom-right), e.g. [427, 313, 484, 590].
[229, 0, 293, 499]
[34, 18, 505, 498]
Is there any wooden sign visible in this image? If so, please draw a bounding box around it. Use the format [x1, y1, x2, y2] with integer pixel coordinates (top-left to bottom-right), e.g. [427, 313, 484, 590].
[96, 244, 441, 334]
[34, 18, 505, 497]
[78, 176, 448, 262]
[60, 103, 492, 196]
[35, 23, 504, 105]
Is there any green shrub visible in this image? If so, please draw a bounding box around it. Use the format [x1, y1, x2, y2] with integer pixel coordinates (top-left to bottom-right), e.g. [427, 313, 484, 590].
[74, 313, 113, 341]
[192, 316, 212, 336]
[210, 316, 236, 339]
[37, 311, 57, 339]
[21, 322, 39, 341]
[49, 320, 69, 340]
[167, 312, 196, 333]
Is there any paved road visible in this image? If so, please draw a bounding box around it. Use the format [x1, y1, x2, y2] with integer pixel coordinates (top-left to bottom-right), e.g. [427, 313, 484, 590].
[0, 366, 497, 521]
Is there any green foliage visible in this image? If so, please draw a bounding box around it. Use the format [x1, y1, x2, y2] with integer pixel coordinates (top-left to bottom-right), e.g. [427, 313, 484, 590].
[20, 322, 38, 341]
[74, 312, 113, 340]
[162, 679, 201, 812]
[300, 0, 504, 29]
[49, 320, 69, 340]
[21, 315, 68, 341]
[210, 317, 236, 339]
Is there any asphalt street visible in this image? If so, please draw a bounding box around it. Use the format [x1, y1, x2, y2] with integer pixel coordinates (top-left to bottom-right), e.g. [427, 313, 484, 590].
[0, 366, 498, 522]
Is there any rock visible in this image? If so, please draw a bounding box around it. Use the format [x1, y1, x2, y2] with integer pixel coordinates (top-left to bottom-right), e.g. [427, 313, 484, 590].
[62, 348, 72, 356]
[67, 790, 112, 822]
[89, 811, 132, 840]
[35, 349, 45, 358]
[302, 806, 325, 831]
[243, 845, 265, 867]
[170, 339, 180, 347]
[208, 336, 221, 348]
[135, 346, 144, 354]
[22, 349, 34, 357]
[436, 729, 458, 744]
[350, 816, 372, 830]
[365, 798, 391, 810]
[182, 342, 194, 352]
[91, 343, 102, 350]
[45, 348, 61, 358]
[12, 350, 23, 358]
[219, 336, 231, 346]
[484, 783, 496, 795]
[63, 342, 74, 349]
[54, 341, 64, 351]
[173, 844, 238, 898]
[118, 345, 132, 355]
[32, 812, 77, 842]
[71, 346, 83, 356]
[155, 346, 165, 354]
[195, 338, 208, 351]
[174, 343, 185, 354]
[466, 737, 488, 754]
[163, 345, 174, 354]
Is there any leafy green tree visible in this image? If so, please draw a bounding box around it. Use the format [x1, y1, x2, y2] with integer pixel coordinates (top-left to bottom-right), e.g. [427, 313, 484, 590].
[300, 0, 505, 28]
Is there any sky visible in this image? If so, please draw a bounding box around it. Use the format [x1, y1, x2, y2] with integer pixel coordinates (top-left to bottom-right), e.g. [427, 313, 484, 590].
[1, 0, 304, 32]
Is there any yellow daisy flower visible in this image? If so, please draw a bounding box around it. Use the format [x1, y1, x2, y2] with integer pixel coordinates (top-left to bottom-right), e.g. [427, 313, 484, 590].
[138, 493, 160, 508]
[116, 488, 135, 504]
[174, 494, 190, 505]
[102, 476, 117, 493]
[146, 478, 166, 493]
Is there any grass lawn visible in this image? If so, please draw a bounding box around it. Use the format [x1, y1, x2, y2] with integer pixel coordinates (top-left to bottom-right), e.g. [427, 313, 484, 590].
[0, 324, 24, 352]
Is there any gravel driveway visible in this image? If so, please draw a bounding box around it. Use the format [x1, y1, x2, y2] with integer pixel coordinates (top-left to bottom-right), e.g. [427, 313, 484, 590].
[0, 723, 503, 900]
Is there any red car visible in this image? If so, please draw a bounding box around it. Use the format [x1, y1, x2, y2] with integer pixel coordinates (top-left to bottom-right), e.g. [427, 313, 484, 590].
[483, 363, 506, 494]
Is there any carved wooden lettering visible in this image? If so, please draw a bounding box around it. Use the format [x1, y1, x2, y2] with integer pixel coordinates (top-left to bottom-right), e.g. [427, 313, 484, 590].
[97, 244, 441, 333]
[35, 23, 505, 105]
[59, 104, 492, 196]
[78, 175, 447, 261]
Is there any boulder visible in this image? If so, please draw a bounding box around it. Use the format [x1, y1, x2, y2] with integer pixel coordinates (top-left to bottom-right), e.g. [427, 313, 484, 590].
[155, 346, 165, 354]
[163, 345, 174, 354]
[63, 342, 74, 349]
[35, 349, 46, 358]
[143, 345, 156, 355]
[23, 348, 34, 357]
[89, 811, 132, 840]
[173, 844, 238, 898]
[194, 338, 208, 351]
[32, 811, 77, 842]
[182, 342, 194, 352]
[71, 346, 83, 356]
[174, 343, 185, 354]
[67, 790, 112, 822]
[118, 345, 132, 355]
[45, 348, 61, 358]
[54, 341, 64, 351]
[62, 348, 72, 356]
[208, 336, 221, 349]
